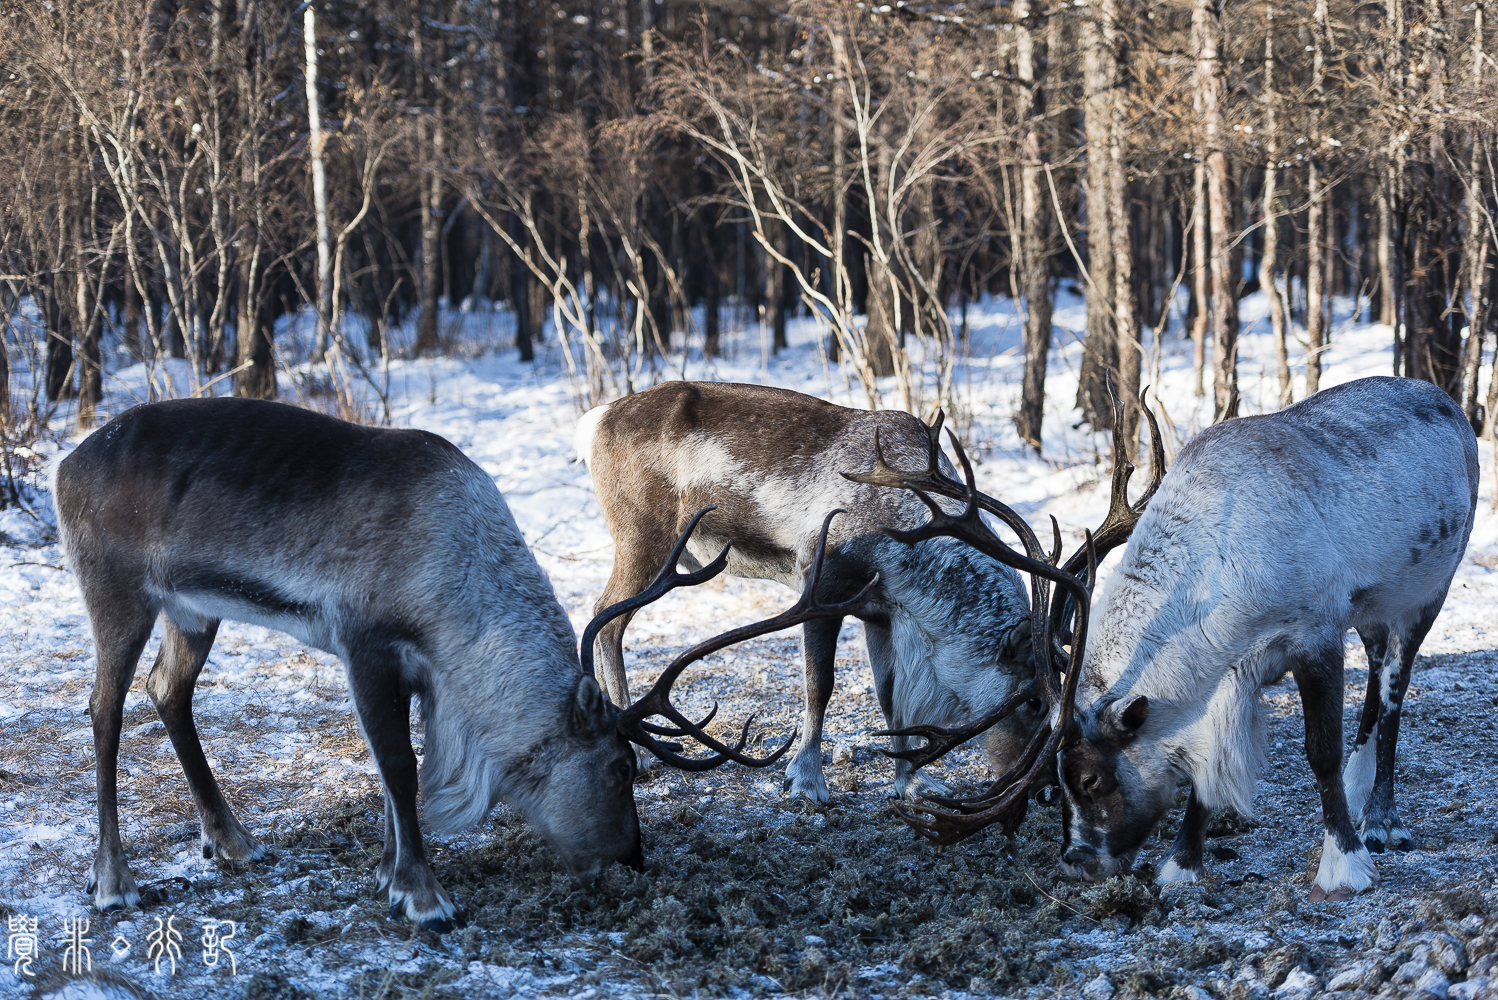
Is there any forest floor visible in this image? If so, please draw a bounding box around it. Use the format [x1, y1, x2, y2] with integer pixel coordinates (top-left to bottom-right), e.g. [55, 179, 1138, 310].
[2, 290, 1498, 999]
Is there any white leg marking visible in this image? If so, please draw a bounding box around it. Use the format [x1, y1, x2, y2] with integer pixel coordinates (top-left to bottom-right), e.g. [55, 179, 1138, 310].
[1313, 832, 1377, 898]
[1343, 739, 1376, 823]
[1156, 858, 1199, 885]
[783, 744, 830, 804]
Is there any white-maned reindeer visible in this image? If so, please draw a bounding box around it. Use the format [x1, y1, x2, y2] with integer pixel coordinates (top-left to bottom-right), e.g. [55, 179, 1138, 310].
[863, 376, 1476, 900]
[1051, 377, 1479, 900]
[576, 381, 1042, 802]
[55, 398, 839, 930]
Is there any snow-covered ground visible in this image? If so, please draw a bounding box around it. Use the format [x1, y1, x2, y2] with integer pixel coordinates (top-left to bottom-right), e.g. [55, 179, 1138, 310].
[2, 289, 1497, 999]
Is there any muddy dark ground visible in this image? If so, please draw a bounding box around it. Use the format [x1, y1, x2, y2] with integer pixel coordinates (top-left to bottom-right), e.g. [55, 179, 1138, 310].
[4, 624, 1498, 1000]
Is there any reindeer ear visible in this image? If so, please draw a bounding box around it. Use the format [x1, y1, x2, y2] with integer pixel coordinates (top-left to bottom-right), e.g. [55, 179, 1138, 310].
[572, 675, 610, 738]
[1099, 695, 1149, 744]
[1000, 617, 1033, 665]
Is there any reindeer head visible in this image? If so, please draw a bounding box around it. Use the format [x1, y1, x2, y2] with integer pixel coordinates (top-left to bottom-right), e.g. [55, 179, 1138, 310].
[849, 386, 1165, 848]
[558, 506, 875, 873]
[1056, 694, 1177, 881]
[509, 673, 645, 879]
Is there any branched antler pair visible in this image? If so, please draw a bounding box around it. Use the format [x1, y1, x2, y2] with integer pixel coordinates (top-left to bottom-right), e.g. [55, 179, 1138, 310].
[842, 381, 1165, 845]
[581, 505, 877, 772]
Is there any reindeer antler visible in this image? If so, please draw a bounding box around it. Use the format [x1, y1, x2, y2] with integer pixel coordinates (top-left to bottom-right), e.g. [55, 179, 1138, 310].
[590, 507, 877, 772]
[1046, 379, 1166, 664]
[853, 380, 1164, 846]
[841, 410, 1056, 689]
[864, 432, 1095, 843]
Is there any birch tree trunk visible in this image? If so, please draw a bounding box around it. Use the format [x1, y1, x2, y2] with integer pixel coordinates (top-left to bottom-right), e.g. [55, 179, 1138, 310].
[305, 5, 333, 361]
[1197, 0, 1238, 420]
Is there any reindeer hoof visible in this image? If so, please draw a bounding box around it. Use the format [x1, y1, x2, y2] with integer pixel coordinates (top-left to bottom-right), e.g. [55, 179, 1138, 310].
[1155, 858, 1202, 885]
[1308, 884, 1355, 903]
[418, 906, 466, 935]
[782, 764, 830, 804]
[1310, 833, 1377, 902]
[893, 770, 951, 802]
[202, 830, 265, 863]
[89, 860, 141, 913]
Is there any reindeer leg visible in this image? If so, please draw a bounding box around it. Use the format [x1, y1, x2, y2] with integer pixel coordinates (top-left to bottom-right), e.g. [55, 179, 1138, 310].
[865, 619, 950, 800]
[147, 617, 263, 864]
[783, 616, 840, 804]
[1157, 787, 1209, 884]
[376, 798, 397, 895]
[1362, 601, 1440, 854]
[596, 533, 676, 773]
[83, 591, 155, 913]
[1345, 624, 1388, 834]
[1293, 644, 1377, 902]
[346, 640, 459, 932]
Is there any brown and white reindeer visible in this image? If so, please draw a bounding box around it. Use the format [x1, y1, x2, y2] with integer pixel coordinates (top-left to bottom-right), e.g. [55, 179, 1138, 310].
[874, 376, 1479, 903]
[577, 381, 1109, 802]
[55, 397, 865, 931]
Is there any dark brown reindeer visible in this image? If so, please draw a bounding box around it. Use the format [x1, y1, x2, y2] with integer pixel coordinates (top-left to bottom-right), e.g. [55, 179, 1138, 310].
[578, 381, 1039, 803]
[56, 398, 869, 931]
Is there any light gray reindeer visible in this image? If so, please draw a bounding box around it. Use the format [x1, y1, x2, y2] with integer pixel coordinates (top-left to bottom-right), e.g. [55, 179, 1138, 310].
[857, 377, 1476, 902]
[1045, 377, 1478, 900]
[578, 381, 1053, 802]
[56, 398, 845, 930]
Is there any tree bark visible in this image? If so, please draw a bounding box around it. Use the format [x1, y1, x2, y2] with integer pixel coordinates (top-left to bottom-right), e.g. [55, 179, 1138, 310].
[1460, 10, 1487, 431]
[510, 209, 535, 362]
[1077, 5, 1118, 427]
[305, 5, 332, 361]
[1197, 0, 1238, 420]
[767, 216, 788, 352]
[1191, 160, 1209, 397]
[234, 0, 277, 400]
[1304, 0, 1329, 395]
[1262, 4, 1291, 407]
[1107, 0, 1139, 451]
[1014, 0, 1053, 452]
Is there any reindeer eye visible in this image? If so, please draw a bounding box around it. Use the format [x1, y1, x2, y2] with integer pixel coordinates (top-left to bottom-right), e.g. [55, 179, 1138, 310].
[611, 757, 633, 785]
[1027, 697, 1045, 714]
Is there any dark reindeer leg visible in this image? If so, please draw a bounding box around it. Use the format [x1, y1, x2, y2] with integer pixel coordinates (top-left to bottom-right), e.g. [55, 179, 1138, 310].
[783, 616, 841, 803]
[346, 639, 458, 933]
[146, 618, 264, 864]
[1362, 601, 1441, 854]
[84, 589, 155, 913]
[1158, 787, 1209, 884]
[1293, 644, 1377, 902]
[1344, 624, 1389, 832]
